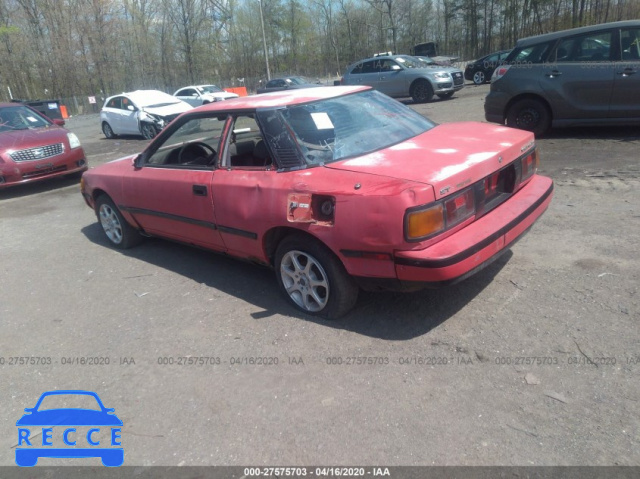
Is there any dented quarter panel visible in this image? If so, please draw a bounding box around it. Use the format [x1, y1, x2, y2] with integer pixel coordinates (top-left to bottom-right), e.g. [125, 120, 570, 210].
[211, 166, 433, 277]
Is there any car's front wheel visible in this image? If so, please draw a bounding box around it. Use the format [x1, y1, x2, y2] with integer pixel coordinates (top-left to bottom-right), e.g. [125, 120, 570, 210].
[140, 122, 158, 140]
[95, 195, 143, 249]
[102, 122, 116, 139]
[473, 71, 486, 84]
[506, 98, 551, 136]
[275, 235, 358, 319]
[411, 79, 433, 103]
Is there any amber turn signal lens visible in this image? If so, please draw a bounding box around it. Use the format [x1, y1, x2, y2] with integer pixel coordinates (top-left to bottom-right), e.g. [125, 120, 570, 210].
[406, 205, 444, 239]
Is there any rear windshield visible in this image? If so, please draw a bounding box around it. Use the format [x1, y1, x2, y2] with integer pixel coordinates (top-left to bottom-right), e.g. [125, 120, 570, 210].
[259, 90, 435, 166]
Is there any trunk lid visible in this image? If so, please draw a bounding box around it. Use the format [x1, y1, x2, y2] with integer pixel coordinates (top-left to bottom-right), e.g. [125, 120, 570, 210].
[326, 122, 534, 199]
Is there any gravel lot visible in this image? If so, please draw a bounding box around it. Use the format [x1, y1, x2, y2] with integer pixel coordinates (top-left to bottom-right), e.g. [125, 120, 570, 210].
[1, 84, 639, 469]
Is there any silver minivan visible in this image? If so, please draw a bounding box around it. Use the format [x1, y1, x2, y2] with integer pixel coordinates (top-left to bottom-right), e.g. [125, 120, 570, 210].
[485, 20, 640, 135]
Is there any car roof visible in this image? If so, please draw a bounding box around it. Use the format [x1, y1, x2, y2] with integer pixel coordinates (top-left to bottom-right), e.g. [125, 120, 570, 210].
[195, 85, 369, 110]
[516, 20, 640, 47]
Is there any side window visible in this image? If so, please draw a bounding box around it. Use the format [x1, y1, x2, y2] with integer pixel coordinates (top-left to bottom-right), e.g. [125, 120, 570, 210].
[221, 115, 273, 169]
[361, 61, 377, 74]
[121, 97, 135, 111]
[556, 32, 612, 62]
[350, 63, 364, 75]
[621, 28, 640, 61]
[485, 54, 499, 64]
[107, 97, 121, 109]
[145, 116, 227, 168]
[379, 59, 399, 71]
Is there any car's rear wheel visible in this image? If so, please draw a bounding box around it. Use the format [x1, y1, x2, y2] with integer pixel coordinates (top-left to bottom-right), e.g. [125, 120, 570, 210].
[275, 235, 358, 319]
[473, 71, 486, 84]
[140, 122, 158, 140]
[95, 195, 143, 249]
[437, 92, 454, 99]
[506, 98, 551, 136]
[411, 79, 433, 103]
[102, 122, 116, 139]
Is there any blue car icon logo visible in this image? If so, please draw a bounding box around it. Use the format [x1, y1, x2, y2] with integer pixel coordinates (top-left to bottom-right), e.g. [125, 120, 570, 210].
[16, 390, 123, 467]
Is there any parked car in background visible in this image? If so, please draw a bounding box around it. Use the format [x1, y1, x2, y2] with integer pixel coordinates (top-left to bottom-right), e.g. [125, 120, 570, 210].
[0, 103, 87, 189]
[256, 77, 322, 94]
[341, 54, 464, 102]
[485, 20, 640, 135]
[464, 49, 511, 84]
[174, 84, 239, 106]
[81, 85, 552, 319]
[100, 90, 193, 140]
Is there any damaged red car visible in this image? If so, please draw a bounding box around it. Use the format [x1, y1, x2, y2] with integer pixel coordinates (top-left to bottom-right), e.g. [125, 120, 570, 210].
[81, 86, 553, 318]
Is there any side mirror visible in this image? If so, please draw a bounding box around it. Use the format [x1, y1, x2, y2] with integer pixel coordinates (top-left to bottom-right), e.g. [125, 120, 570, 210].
[127, 105, 135, 111]
[24, 408, 34, 413]
[391, 65, 402, 71]
[52, 118, 66, 126]
[133, 154, 144, 168]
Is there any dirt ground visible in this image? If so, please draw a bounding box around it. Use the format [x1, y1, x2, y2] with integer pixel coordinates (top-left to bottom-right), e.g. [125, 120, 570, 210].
[0, 84, 638, 469]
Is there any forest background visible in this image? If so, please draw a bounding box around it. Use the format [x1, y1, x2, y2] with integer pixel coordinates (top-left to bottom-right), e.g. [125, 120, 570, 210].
[0, 0, 638, 112]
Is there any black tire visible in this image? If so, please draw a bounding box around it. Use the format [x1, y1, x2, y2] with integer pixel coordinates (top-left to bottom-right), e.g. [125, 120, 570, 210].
[473, 71, 486, 85]
[506, 98, 551, 136]
[437, 92, 454, 100]
[95, 195, 143, 249]
[411, 79, 433, 103]
[140, 122, 158, 140]
[275, 235, 359, 319]
[102, 122, 116, 139]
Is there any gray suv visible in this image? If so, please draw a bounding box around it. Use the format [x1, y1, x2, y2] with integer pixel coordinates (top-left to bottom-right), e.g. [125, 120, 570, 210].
[485, 20, 640, 135]
[341, 55, 464, 103]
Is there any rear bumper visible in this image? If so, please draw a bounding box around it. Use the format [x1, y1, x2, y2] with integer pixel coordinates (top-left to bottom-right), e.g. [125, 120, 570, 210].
[393, 175, 553, 285]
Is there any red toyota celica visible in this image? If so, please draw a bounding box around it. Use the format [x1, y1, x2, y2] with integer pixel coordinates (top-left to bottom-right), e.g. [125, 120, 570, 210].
[81, 86, 553, 318]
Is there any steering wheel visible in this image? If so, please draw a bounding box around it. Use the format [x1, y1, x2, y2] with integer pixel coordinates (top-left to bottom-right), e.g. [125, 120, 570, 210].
[178, 141, 216, 165]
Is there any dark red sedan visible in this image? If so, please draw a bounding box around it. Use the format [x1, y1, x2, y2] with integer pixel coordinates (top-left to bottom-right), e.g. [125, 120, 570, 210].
[81, 86, 553, 318]
[0, 103, 87, 189]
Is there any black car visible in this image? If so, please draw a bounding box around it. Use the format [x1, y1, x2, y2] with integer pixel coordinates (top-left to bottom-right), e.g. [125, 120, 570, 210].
[256, 77, 321, 94]
[464, 50, 511, 85]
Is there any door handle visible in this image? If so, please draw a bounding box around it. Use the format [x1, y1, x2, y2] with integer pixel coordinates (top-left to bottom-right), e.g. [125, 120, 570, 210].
[544, 70, 562, 78]
[617, 68, 636, 76]
[192, 184, 207, 196]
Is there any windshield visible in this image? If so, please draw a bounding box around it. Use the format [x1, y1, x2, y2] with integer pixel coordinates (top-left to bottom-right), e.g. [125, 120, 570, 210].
[262, 89, 435, 166]
[394, 55, 423, 69]
[0, 105, 50, 132]
[415, 56, 436, 66]
[286, 77, 308, 85]
[200, 85, 224, 93]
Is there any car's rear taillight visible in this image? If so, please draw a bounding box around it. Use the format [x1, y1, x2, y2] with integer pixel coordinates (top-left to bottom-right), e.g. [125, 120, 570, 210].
[405, 187, 475, 242]
[444, 189, 475, 227]
[492, 65, 511, 82]
[520, 149, 539, 183]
